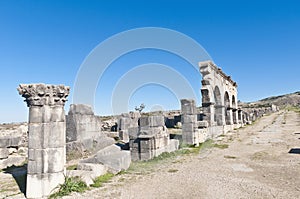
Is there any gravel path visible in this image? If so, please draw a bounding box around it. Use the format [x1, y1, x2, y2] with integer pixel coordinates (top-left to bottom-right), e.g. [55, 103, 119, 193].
[64, 110, 300, 199]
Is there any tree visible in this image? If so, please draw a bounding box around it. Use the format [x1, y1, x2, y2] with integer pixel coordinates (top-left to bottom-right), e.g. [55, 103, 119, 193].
[135, 103, 145, 113]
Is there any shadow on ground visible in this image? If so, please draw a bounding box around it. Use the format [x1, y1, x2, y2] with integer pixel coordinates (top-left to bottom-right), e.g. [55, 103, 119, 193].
[3, 164, 27, 195]
[288, 148, 300, 154]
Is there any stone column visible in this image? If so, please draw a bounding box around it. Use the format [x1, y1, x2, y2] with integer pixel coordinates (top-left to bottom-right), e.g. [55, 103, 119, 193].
[18, 84, 70, 199]
[181, 99, 198, 145]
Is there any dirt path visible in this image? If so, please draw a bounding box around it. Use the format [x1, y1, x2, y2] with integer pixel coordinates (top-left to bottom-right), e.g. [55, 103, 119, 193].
[64, 110, 300, 199]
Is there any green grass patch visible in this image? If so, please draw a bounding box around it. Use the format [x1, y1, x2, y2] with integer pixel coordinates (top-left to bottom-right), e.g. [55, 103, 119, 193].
[285, 106, 300, 113]
[66, 165, 77, 170]
[91, 173, 114, 188]
[168, 169, 179, 173]
[49, 176, 88, 198]
[224, 155, 237, 159]
[213, 143, 229, 149]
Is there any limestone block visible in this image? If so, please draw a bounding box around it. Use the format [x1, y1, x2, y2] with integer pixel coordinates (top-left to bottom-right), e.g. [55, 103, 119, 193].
[129, 139, 139, 152]
[128, 127, 139, 139]
[28, 122, 65, 149]
[182, 115, 197, 124]
[119, 130, 129, 142]
[68, 104, 94, 115]
[140, 151, 154, 161]
[8, 147, 17, 155]
[139, 126, 164, 136]
[182, 132, 194, 144]
[0, 148, 9, 159]
[166, 139, 180, 152]
[96, 151, 131, 174]
[182, 123, 197, 132]
[0, 156, 26, 170]
[29, 106, 51, 123]
[28, 147, 65, 174]
[76, 163, 108, 180]
[26, 172, 65, 199]
[0, 136, 22, 148]
[50, 106, 65, 122]
[130, 151, 140, 161]
[96, 144, 121, 158]
[181, 99, 196, 115]
[139, 116, 165, 127]
[139, 138, 155, 152]
[67, 170, 94, 185]
[118, 117, 132, 130]
[198, 121, 208, 128]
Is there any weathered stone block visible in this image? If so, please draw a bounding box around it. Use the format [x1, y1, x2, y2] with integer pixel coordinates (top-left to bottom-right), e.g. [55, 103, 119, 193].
[28, 147, 65, 174]
[26, 172, 65, 199]
[28, 122, 65, 149]
[139, 126, 165, 136]
[119, 130, 129, 142]
[0, 156, 27, 170]
[29, 106, 51, 123]
[96, 144, 121, 158]
[181, 99, 196, 115]
[198, 121, 209, 128]
[128, 127, 139, 139]
[139, 116, 165, 127]
[182, 123, 197, 132]
[96, 151, 131, 174]
[0, 136, 22, 148]
[0, 148, 9, 159]
[182, 115, 197, 123]
[68, 104, 94, 115]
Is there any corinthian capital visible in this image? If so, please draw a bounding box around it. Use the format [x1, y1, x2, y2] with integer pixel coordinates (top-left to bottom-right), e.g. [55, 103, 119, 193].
[17, 84, 70, 107]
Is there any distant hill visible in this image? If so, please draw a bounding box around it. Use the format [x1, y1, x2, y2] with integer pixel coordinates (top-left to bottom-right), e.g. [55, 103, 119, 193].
[248, 91, 300, 108]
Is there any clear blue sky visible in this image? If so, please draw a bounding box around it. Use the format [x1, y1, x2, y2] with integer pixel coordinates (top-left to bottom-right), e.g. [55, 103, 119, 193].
[1, 0, 300, 123]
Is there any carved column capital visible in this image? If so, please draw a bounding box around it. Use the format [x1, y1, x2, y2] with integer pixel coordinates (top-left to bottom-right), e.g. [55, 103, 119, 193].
[17, 84, 70, 107]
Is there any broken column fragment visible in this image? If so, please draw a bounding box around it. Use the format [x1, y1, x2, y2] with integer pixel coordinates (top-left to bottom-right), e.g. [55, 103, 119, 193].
[17, 83, 69, 199]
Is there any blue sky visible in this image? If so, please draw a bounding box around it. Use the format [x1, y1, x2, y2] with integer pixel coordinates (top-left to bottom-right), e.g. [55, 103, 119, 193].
[0, 0, 300, 123]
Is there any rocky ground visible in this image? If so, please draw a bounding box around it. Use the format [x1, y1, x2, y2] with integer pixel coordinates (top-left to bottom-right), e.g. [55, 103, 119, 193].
[1, 110, 300, 198]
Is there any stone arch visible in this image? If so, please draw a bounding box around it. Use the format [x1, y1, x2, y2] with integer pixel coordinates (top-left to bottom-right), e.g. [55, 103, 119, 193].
[224, 91, 231, 125]
[214, 86, 223, 125]
[232, 95, 238, 124]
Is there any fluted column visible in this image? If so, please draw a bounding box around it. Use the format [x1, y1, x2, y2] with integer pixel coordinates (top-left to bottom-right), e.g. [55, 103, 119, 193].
[18, 84, 70, 199]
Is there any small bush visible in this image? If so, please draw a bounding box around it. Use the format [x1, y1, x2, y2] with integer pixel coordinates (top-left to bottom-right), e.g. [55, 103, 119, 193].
[91, 173, 114, 188]
[49, 176, 88, 198]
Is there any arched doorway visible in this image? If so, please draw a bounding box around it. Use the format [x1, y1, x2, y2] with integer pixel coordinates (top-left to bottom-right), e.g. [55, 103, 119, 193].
[214, 86, 223, 125]
[224, 91, 231, 125]
[232, 95, 238, 124]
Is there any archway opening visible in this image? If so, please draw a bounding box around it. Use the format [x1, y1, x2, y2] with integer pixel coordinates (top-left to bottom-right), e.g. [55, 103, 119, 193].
[224, 91, 231, 125]
[232, 95, 238, 124]
[214, 86, 223, 126]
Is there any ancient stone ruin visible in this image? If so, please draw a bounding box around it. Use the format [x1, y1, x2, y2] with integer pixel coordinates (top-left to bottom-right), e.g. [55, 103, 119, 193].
[17, 84, 69, 199]
[66, 104, 115, 159]
[129, 115, 179, 161]
[10, 60, 280, 198]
